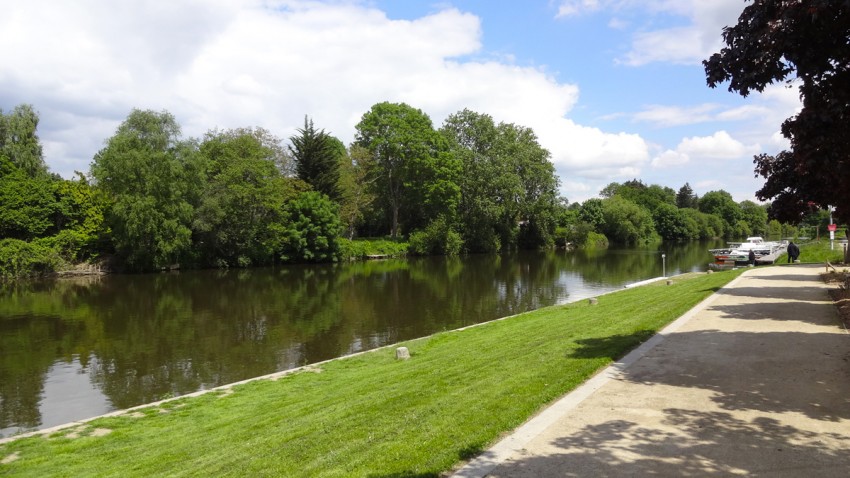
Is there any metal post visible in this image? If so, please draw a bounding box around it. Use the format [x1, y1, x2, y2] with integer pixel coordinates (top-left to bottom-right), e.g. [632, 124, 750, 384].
[662, 253, 666, 277]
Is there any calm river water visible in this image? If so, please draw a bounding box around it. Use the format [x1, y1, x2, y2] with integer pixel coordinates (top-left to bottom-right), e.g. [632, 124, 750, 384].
[0, 240, 722, 437]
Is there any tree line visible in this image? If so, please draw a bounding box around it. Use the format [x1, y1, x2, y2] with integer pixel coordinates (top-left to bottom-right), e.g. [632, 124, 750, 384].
[556, 179, 803, 249]
[0, 101, 815, 277]
[0, 103, 561, 274]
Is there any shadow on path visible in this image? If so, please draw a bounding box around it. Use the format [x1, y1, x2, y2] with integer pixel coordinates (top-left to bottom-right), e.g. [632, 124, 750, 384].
[483, 266, 850, 477]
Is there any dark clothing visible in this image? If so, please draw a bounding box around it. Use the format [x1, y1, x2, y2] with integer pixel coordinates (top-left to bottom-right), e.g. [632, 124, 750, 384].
[748, 250, 756, 265]
[787, 242, 800, 263]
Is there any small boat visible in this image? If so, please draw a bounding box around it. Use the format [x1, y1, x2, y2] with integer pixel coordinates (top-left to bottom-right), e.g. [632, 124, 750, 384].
[709, 237, 782, 263]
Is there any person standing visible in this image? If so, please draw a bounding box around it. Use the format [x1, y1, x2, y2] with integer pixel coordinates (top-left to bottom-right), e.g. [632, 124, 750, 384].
[748, 249, 756, 266]
[787, 241, 800, 263]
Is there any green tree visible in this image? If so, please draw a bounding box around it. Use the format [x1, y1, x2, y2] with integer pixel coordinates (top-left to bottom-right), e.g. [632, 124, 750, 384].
[498, 123, 560, 249]
[698, 190, 742, 237]
[681, 208, 722, 239]
[654, 203, 693, 240]
[578, 198, 605, 229]
[408, 215, 463, 256]
[0, 104, 47, 178]
[704, 1, 850, 223]
[50, 172, 109, 260]
[91, 109, 199, 271]
[278, 191, 343, 263]
[599, 182, 620, 198]
[338, 145, 376, 239]
[767, 219, 783, 237]
[676, 183, 698, 209]
[600, 196, 656, 244]
[440, 109, 559, 251]
[0, 157, 56, 240]
[354, 102, 460, 238]
[739, 200, 768, 236]
[289, 116, 343, 201]
[610, 179, 676, 215]
[440, 109, 506, 252]
[194, 128, 300, 267]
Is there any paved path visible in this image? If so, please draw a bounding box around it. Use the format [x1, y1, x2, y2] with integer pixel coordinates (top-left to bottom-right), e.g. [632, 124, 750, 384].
[452, 265, 850, 477]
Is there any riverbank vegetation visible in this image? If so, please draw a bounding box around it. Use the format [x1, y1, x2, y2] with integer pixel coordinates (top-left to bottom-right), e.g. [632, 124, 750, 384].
[785, 236, 847, 264]
[0, 268, 745, 476]
[0, 103, 825, 277]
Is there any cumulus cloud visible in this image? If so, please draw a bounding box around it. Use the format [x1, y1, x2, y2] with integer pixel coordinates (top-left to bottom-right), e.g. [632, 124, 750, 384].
[679, 130, 755, 159]
[1, 0, 648, 185]
[650, 130, 759, 172]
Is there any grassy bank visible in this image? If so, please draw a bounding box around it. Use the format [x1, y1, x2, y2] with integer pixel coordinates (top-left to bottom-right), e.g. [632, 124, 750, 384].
[338, 237, 409, 260]
[782, 239, 846, 264]
[0, 269, 744, 477]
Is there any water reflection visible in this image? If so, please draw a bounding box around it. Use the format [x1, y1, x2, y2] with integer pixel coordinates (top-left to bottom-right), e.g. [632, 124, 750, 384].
[0, 242, 720, 437]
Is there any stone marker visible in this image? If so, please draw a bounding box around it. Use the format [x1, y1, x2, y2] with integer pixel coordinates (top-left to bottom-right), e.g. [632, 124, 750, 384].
[588, 298, 598, 305]
[396, 347, 410, 360]
[666, 280, 673, 286]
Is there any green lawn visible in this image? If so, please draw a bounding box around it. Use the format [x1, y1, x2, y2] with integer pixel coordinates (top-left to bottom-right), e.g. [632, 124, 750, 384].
[782, 239, 846, 264]
[0, 268, 744, 477]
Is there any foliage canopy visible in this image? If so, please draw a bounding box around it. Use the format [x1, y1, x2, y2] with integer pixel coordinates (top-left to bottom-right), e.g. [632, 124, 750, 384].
[704, 1, 850, 222]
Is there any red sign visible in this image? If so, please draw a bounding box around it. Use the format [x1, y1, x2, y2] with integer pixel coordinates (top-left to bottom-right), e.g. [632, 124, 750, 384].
[828, 224, 837, 232]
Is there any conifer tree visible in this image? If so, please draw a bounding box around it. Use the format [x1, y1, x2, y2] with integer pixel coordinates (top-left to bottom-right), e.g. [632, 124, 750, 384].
[288, 116, 342, 201]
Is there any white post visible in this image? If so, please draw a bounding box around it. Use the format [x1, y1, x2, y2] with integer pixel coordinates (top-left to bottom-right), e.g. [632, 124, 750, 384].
[830, 206, 835, 250]
[662, 253, 666, 278]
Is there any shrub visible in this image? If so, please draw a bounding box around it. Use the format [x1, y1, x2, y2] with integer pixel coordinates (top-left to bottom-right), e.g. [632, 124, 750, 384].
[0, 238, 63, 278]
[338, 238, 409, 261]
[583, 231, 609, 249]
[408, 216, 463, 256]
[278, 191, 343, 263]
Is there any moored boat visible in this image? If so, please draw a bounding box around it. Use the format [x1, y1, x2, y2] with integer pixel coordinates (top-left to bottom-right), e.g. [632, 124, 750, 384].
[709, 236, 782, 263]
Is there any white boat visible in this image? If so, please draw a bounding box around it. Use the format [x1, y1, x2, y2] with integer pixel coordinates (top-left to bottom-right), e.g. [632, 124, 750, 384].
[709, 236, 782, 263]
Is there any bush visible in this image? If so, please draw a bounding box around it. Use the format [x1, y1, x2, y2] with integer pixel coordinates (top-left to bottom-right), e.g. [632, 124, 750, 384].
[0, 238, 63, 278]
[583, 231, 609, 249]
[278, 191, 343, 263]
[38, 228, 96, 262]
[408, 217, 463, 256]
[338, 238, 409, 261]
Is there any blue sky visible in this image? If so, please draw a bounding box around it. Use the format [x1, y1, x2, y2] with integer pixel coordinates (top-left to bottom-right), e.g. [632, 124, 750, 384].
[0, 0, 800, 203]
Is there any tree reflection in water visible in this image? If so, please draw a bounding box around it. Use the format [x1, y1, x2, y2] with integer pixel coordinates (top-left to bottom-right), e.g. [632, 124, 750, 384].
[0, 240, 722, 437]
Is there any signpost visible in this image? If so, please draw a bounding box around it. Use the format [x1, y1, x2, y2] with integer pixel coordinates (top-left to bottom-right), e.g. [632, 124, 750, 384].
[829, 223, 837, 248]
[829, 207, 836, 249]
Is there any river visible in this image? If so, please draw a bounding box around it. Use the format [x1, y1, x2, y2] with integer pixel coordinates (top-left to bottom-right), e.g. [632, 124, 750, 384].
[0, 240, 722, 437]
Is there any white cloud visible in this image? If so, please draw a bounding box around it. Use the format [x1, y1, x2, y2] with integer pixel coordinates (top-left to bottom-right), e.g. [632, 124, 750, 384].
[555, 0, 601, 18]
[631, 82, 802, 158]
[1, 0, 655, 193]
[678, 131, 755, 159]
[650, 130, 759, 172]
[651, 150, 690, 168]
[540, 119, 650, 184]
[557, 0, 744, 66]
[634, 104, 719, 127]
